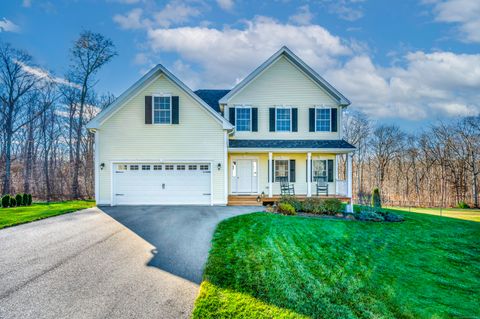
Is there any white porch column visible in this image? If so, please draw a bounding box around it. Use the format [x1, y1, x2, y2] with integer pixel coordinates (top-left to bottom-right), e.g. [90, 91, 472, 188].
[307, 152, 312, 197]
[347, 153, 353, 213]
[334, 155, 339, 195]
[268, 152, 273, 198]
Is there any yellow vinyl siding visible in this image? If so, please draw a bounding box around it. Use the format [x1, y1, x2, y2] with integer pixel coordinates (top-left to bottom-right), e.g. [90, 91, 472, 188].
[228, 153, 336, 195]
[97, 73, 226, 205]
[226, 56, 341, 139]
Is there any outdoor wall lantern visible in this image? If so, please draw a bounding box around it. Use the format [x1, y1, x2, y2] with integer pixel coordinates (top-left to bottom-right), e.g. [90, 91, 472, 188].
[217, 163, 222, 170]
[100, 163, 105, 170]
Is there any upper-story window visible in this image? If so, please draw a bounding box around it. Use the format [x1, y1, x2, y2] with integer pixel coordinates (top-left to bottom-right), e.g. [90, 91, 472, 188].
[315, 108, 331, 132]
[153, 96, 171, 124]
[236, 107, 251, 131]
[276, 107, 291, 132]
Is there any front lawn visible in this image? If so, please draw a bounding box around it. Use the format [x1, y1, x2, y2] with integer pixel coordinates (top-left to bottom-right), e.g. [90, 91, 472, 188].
[0, 200, 95, 229]
[193, 210, 480, 318]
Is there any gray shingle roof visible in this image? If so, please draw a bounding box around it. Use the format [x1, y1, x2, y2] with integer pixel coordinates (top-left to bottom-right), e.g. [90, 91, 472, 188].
[194, 89, 230, 113]
[228, 139, 356, 149]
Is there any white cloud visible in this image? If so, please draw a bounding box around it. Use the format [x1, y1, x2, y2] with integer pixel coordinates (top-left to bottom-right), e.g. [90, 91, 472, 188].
[0, 18, 20, 33]
[15, 60, 80, 89]
[113, 8, 145, 29]
[427, 0, 480, 43]
[217, 0, 234, 11]
[289, 5, 313, 26]
[323, 0, 365, 21]
[124, 14, 478, 120]
[114, 1, 202, 30]
[155, 0, 201, 28]
[147, 16, 351, 87]
[22, 0, 32, 8]
[325, 51, 480, 119]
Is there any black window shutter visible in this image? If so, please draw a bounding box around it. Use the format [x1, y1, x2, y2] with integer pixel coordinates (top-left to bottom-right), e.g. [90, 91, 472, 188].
[269, 108, 275, 132]
[172, 96, 179, 124]
[327, 159, 334, 182]
[309, 108, 315, 132]
[229, 107, 235, 125]
[292, 108, 298, 132]
[331, 108, 337, 132]
[252, 108, 258, 132]
[289, 160, 296, 183]
[145, 96, 152, 124]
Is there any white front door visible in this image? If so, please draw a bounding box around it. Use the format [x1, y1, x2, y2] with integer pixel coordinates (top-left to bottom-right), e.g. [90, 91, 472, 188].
[232, 159, 258, 193]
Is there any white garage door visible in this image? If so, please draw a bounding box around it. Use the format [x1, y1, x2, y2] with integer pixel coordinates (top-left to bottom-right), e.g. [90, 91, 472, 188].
[113, 163, 211, 205]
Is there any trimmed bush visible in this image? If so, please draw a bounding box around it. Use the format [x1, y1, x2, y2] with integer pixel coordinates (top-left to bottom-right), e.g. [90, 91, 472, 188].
[27, 194, 33, 206]
[1, 195, 10, 208]
[23, 193, 28, 206]
[355, 210, 384, 222]
[277, 203, 296, 215]
[322, 198, 343, 215]
[457, 201, 470, 209]
[279, 195, 302, 212]
[381, 211, 405, 222]
[15, 194, 23, 206]
[9, 197, 17, 207]
[302, 198, 324, 214]
[371, 188, 382, 208]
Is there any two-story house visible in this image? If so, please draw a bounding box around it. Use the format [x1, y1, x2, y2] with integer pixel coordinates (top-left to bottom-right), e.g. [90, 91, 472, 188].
[86, 46, 355, 211]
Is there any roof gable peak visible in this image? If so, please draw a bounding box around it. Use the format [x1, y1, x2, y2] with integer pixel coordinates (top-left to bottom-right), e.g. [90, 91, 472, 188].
[219, 46, 350, 106]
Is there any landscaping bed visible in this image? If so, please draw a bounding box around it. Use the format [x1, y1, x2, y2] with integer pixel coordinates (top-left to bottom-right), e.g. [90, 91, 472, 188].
[193, 209, 480, 318]
[273, 194, 405, 223]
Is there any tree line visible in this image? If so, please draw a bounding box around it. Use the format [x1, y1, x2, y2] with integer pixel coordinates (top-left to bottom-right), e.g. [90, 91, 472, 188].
[0, 31, 117, 201]
[343, 111, 480, 208]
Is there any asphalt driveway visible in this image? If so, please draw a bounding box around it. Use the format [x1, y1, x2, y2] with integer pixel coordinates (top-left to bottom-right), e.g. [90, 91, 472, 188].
[0, 205, 255, 319]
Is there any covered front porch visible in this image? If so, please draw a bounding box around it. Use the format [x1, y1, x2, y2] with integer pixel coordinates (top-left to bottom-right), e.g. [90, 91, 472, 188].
[227, 145, 354, 211]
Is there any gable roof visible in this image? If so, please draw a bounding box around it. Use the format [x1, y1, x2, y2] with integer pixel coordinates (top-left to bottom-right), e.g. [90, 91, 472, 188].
[194, 89, 230, 113]
[86, 64, 234, 130]
[218, 46, 351, 106]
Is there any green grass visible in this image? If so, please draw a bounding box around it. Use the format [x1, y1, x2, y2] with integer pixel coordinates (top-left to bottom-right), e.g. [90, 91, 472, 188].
[0, 200, 95, 229]
[193, 209, 480, 319]
[387, 206, 480, 222]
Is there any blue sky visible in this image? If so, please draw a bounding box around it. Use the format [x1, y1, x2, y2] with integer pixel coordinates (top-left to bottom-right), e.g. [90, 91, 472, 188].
[1, 0, 479, 130]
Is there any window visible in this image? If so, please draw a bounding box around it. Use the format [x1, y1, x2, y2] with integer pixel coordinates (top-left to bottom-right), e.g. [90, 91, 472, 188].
[276, 108, 291, 132]
[153, 96, 171, 124]
[188, 164, 197, 170]
[130, 165, 139, 170]
[315, 108, 331, 132]
[117, 164, 128, 171]
[274, 160, 289, 182]
[200, 164, 209, 171]
[142, 165, 151, 170]
[153, 165, 162, 170]
[235, 107, 251, 131]
[165, 164, 174, 170]
[312, 160, 327, 180]
[177, 164, 186, 170]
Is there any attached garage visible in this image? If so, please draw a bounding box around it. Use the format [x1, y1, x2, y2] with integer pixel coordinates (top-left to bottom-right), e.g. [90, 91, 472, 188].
[112, 163, 212, 205]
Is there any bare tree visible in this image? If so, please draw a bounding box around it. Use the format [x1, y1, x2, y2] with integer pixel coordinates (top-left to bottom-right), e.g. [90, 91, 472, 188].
[369, 125, 405, 191]
[0, 43, 38, 194]
[66, 31, 117, 198]
[343, 110, 371, 196]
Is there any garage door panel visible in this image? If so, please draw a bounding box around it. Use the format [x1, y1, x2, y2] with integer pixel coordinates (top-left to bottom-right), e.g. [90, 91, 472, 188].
[113, 163, 211, 205]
